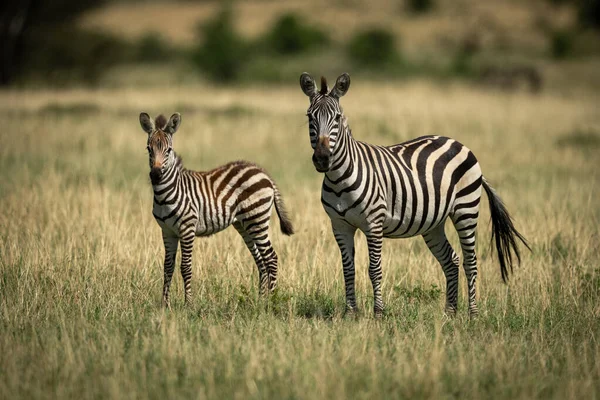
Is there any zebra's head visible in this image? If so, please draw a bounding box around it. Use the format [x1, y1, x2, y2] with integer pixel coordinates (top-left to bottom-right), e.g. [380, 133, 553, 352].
[299, 72, 351, 173]
[139, 112, 181, 185]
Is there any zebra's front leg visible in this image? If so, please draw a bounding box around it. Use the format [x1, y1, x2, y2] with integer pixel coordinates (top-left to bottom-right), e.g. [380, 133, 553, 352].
[366, 231, 384, 318]
[333, 224, 357, 314]
[179, 229, 195, 305]
[162, 233, 179, 308]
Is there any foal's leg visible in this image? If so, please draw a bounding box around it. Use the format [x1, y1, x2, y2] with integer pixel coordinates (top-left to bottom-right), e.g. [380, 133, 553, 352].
[233, 220, 268, 295]
[179, 227, 196, 305]
[422, 223, 460, 317]
[161, 233, 179, 308]
[245, 220, 279, 294]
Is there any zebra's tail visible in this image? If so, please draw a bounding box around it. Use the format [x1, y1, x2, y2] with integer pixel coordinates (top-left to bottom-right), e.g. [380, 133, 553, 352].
[273, 185, 294, 236]
[482, 177, 531, 283]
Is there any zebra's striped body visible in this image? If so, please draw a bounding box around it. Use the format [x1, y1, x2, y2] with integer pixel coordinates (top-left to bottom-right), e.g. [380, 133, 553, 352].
[300, 73, 529, 317]
[321, 135, 481, 239]
[140, 113, 294, 307]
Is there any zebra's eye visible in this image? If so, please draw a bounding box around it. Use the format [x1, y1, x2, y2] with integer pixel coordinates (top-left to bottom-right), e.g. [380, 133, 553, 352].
[335, 113, 342, 121]
[167, 148, 172, 154]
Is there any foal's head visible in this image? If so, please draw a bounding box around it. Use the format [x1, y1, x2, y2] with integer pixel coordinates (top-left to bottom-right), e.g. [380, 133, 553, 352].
[139, 112, 181, 185]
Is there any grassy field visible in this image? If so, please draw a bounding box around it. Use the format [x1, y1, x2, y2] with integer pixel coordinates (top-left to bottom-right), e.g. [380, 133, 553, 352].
[0, 79, 599, 399]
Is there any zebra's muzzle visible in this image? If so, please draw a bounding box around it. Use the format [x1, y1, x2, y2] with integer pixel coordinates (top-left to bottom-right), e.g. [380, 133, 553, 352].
[313, 136, 331, 172]
[312, 153, 330, 172]
[150, 167, 162, 185]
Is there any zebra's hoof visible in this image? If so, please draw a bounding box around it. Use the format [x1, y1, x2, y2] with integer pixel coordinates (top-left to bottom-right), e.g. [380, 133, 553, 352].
[344, 307, 359, 319]
[444, 308, 457, 318]
[374, 309, 384, 319]
[468, 309, 479, 320]
[162, 298, 171, 309]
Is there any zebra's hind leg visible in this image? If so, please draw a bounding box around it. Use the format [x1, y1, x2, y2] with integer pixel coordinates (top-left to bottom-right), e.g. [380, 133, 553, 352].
[251, 229, 279, 295]
[451, 212, 480, 318]
[422, 224, 460, 317]
[233, 221, 269, 295]
[161, 233, 179, 308]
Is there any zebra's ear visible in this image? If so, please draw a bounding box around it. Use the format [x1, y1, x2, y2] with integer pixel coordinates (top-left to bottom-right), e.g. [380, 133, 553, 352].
[165, 113, 181, 135]
[300, 72, 317, 98]
[139, 112, 154, 134]
[330, 73, 351, 99]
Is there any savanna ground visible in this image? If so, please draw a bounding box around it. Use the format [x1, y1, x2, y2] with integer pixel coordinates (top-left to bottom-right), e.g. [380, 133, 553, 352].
[1, 78, 599, 399]
[1, 1, 600, 398]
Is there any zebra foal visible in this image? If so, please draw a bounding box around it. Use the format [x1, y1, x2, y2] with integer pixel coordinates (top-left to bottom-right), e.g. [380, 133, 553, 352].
[139, 112, 294, 307]
[299, 73, 530, 318]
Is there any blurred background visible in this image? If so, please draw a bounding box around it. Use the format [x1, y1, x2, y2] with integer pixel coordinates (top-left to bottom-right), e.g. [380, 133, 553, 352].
[2, 0, 600, 92]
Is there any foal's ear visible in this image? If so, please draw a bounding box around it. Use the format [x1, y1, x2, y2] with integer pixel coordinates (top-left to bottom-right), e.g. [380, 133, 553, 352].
[139, 112, 154, 134]
[300, 72, 317, 98]
[165, 113, 181, 135]
[330, 73, 351, 99]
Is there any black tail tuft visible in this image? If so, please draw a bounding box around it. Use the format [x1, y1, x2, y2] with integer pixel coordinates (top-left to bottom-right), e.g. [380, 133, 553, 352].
[273, 187, 294, 236]
[482, 178, 531, 283]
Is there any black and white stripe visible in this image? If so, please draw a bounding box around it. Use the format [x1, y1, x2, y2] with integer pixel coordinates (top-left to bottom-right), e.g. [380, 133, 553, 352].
[139, 112, 294, 307]
[300, 73, 529, 317]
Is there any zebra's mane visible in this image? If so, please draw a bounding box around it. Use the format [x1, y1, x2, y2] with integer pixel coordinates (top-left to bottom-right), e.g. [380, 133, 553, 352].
[173, 153, 184, 171]
[320, 76, 328, 94]
[155, 114, 168, 130]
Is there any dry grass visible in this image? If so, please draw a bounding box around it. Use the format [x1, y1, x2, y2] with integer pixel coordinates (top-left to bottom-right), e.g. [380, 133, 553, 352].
[0, 80, 599, 399]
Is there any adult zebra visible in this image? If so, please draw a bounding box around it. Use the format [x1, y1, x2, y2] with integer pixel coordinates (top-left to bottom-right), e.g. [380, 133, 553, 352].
[139, 112, 294, 307]
[299, 73, 529, 317]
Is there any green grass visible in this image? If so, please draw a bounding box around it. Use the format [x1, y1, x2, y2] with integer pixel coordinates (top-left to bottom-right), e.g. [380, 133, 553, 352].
[0, 81, 599, 399]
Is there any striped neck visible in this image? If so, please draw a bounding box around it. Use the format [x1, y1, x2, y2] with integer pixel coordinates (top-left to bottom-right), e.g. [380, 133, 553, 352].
[152, 153, 183, 200]
[324, 118, 356, 183]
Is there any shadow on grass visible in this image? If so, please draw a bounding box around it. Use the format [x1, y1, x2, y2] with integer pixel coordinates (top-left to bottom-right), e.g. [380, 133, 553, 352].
[267, 289, 338, 320]
[39, 102, 102, 116]
[188, 283, 341, 321]
[6, 102, 265, 120]
[556, 129, 600, 151]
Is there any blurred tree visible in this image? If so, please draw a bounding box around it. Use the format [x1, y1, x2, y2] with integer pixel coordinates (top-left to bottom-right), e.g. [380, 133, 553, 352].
[549, 29, 574, 59]
[578, 0, 600, 29]
[406, 0, 435, 14]
[546, 0, 600, 30]
[0, 0, 107, 85]
[452, 33, 480, 76]
[136, 32, 173, 63]
[265, 13, 329, 55]
[0, 0, 33, 85]
[347, 28, 399, 67]
[190, 6, 247, 82]
[23, 25, 129, 84]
